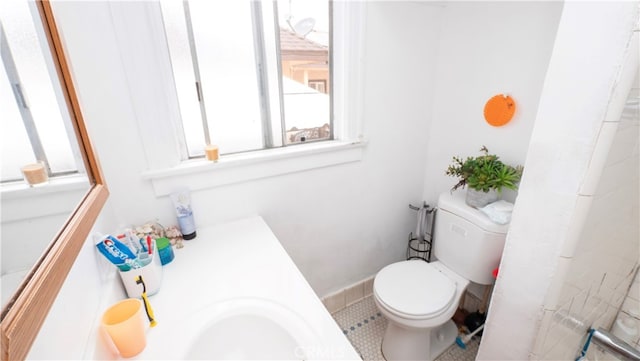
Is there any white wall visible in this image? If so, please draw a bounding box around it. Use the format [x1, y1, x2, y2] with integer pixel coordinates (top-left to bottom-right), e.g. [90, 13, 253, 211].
[478, 2, 639, 359]
[534, 65, 640, 360]
[1, 185, 87, 276]
[532, 51, 639, 360]
[419, 0, 563, 302]
[614, 76, 640, 343]
[570, 73, 639, 358]
[422, 1, 563, 206]
[27, 200, 124, 360]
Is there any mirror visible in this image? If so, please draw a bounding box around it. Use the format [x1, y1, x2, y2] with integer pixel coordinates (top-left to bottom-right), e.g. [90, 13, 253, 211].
[0, 0, 90, 307]
[0, 1, 108, 360]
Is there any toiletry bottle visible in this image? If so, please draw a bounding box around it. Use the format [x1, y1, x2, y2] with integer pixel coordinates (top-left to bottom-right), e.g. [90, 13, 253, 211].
[155, 237, 175, 265]
[170, 189, 196, 240]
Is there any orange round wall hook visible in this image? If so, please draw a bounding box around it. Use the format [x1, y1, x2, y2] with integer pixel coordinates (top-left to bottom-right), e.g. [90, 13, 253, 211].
[484, 93, 516, 127]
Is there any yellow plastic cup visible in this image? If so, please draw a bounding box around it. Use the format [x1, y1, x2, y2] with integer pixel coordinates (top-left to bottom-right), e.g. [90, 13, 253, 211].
[101, 298, 146, 358]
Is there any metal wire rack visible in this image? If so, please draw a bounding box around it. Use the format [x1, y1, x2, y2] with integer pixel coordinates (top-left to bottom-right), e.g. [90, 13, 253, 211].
[406, 203, 437, 262]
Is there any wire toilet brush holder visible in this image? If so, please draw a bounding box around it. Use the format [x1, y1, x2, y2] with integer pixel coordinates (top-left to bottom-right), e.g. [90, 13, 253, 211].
[406, 203, 437, 262]
[407, 236, 432, 261]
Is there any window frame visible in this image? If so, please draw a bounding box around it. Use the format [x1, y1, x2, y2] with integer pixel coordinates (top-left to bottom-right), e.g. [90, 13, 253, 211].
[308, 79, 327, 93]
[113, 0, 366, 196]
[164, 0, 335, 158]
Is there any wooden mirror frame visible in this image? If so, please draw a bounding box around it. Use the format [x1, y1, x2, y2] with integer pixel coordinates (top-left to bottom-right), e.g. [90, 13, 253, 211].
[0, 1, 109, 360]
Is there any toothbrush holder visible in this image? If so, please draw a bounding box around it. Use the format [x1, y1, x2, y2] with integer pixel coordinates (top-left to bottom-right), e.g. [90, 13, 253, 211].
[118, 240, 163, 298]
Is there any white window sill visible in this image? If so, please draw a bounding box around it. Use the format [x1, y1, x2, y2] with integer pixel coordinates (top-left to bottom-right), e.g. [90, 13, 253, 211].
[141, 139, 366, 197]
[1, 174, 91, 223]
[1, 173, 89, 198]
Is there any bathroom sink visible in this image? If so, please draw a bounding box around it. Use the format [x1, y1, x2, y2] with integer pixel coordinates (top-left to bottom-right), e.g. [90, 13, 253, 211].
[106, 218, 361, 361]
[183, 298, 317, 360]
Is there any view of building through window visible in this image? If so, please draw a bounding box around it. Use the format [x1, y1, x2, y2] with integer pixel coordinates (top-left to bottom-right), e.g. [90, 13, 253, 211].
[160, 0, 331, 158]
[276, 0, 331, 145]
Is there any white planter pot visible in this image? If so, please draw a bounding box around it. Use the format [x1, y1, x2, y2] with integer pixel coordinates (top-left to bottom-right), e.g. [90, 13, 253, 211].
[465, 188, 499, 208]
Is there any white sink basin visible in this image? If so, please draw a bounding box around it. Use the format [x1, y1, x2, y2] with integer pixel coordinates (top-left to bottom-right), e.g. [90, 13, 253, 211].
[183, 298, 317, 360]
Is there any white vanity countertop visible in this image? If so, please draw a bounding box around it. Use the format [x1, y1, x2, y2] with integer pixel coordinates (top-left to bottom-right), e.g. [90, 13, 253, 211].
[97, 216, 360, 360]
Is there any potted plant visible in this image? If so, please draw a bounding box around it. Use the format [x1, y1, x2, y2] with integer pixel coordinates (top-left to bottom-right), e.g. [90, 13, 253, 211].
[445, 146, 523, 208]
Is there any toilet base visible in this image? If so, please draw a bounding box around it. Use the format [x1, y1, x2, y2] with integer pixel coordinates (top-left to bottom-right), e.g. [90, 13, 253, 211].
[381, 320, 458, 361]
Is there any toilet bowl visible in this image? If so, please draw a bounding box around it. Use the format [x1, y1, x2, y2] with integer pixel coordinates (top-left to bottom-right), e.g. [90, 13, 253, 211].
[373, 191, 509, 361]
[374, 261, 469, 360]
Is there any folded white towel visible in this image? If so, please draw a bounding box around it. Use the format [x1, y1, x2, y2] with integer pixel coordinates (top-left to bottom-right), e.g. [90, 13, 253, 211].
[480, 200, 514, 225]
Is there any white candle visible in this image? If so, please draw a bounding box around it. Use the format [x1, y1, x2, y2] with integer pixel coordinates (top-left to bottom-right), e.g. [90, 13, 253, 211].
[21, 162, 48, 186]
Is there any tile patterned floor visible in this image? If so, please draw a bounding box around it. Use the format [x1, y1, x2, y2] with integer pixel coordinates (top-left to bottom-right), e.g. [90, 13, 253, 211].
[332, 296, 480, 361]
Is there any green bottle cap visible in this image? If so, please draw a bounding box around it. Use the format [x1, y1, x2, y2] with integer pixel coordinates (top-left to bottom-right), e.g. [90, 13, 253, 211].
[156, 237, 171, 250]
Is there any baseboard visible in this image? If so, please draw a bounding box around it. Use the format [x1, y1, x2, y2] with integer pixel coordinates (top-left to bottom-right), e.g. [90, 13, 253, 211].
[321, 275, 487, 315]
[321, 275, 375, 314]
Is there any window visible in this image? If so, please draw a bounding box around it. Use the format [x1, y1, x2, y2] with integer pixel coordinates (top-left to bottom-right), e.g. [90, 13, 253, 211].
[159, 0, 332, 159]
[0, 1, 84, 183]
[308, 80, 327, 93]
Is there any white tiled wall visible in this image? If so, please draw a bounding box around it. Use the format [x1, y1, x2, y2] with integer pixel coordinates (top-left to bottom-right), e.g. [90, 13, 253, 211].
[612, 269, 640, 348]
[609, 83, 640, 353]
[533, 72, 640, 360]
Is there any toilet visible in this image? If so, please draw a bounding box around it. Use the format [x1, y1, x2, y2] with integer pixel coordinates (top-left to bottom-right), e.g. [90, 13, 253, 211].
[373, 191, 509, 361]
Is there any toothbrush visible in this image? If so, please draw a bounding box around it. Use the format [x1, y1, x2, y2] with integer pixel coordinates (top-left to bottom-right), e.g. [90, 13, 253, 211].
[116, 234, 136, 255]
[135, 275, 157, 327]
[125, 229, 141, 253]
[146, 235, 153, 255]
[139, 238, 147, 253]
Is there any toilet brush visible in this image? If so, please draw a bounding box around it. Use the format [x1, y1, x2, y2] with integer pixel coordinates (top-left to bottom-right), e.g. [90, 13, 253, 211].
[455, 324, 484, 349]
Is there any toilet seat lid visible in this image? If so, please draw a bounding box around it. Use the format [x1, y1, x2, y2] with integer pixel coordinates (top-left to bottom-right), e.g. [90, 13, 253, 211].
[374, 261, 456, 318]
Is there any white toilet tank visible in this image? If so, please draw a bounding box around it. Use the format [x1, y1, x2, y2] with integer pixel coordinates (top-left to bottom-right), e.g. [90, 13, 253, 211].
[434, 191, 509, 285]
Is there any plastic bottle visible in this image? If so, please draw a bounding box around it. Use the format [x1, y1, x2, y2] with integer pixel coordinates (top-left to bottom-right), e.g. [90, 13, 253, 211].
[170, 189, 196, 240]
[156, 237, 175, 265]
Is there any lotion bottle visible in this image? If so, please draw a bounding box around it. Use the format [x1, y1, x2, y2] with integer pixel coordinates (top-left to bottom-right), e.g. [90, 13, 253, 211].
[170, 189, 196, 240]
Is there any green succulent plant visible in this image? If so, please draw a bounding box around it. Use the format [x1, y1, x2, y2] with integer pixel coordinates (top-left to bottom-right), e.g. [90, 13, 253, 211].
[446, 146, 523, 193]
